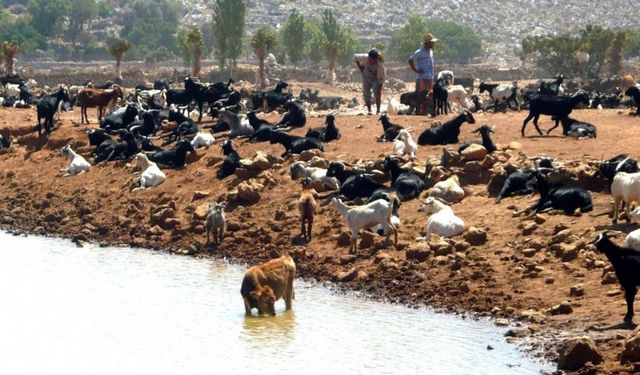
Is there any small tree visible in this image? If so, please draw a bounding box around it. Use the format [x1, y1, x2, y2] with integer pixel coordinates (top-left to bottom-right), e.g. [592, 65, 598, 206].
[319, 9, 346, 84]
[2, 41, 19, 75]
[211, 0, 247, 76]
[251, 26, 278, 88]
[178, 27, 205, 76]
[282, 9, 305, 65]
[107, 38, 131, 80]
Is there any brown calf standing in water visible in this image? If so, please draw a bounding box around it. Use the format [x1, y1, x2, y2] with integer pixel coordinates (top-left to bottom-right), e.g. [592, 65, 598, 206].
[240, 255, 296, 316]
[298, 178, 317, 241]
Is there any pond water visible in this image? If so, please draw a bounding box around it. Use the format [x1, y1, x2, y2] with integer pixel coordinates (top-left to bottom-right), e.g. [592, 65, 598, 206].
[0, 231, 551, 374]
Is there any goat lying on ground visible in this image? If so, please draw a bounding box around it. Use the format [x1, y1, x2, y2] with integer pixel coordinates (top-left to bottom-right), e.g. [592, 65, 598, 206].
[147, 139, 195, 169]
[417, 110, 476, 145]
[269, 131, 324, 158]
[60, 145, 91, 176]
[513, 170, 593, 215]
[217, 140, 241, 179]
[458, 125, 496, 153]
[132, 153, 166, 192]
[416, 197, 465, 240]
[305, 114, 340, 142]
[378, 113, 404, 142]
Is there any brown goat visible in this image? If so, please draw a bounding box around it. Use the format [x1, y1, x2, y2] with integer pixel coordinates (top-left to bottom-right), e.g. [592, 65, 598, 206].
[76, 85, 124, 124]
[298, 178, 318, 241]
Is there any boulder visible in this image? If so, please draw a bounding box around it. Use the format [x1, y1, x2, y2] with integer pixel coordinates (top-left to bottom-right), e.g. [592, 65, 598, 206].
[337, 268, 358, 282]
[299, 149, 322, 161]
[463, 161, 483, 172]
[508, 141, 522, 150]
[192, 191, 210, 201]
[441, 147, 461, 167]
[464, 227, 487, 245]
[237, 180, 263, 202]
[460, 144, 487, 161]
[151, 207, 175, 223]
[621, 329, 640, 364]
[358, 231, 375, 249]
[193, 204, 209, 221]
[252, 154, 272, 171]
[569, 285, 585, 297]
[337, 232, 351, 247]
[557, 337, 602, 371]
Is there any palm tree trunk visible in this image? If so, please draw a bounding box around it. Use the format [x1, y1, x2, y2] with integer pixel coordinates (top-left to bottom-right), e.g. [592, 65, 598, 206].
[326, 52, 337, 84]
[115, 59, 122, 80]
[258, 49, 265, 89]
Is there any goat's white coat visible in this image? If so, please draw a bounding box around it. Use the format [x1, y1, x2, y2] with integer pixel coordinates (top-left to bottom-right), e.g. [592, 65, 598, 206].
[623, 228, 640, 251]
[60, 145, 91, 176]
[218, 109, 253, 137]
[445, 84, 469, 110]
[416, 197, 466, 240]
[437, 70, 455, 85]
[329, 197, 398, 253]
[132, 153, 166, 191]
[191, 132, 215, 148]
[205, 203, 226, 244]
[611, 171, 640, 222]
[289, 161, 339, 191]
[393, 129, 418, 158]
[386, 97, 401, 115]
[429, 175, 465, 203]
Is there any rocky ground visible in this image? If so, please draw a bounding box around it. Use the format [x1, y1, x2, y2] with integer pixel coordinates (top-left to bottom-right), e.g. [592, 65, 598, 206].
[1, 86, 640, 373]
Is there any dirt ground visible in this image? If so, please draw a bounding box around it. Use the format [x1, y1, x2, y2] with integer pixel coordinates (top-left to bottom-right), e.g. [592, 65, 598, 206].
[0, 83, 639, 374]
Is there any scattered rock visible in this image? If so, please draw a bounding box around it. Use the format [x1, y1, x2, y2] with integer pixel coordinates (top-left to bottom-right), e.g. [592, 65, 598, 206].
[508, 141, 522, 150]
[299, 149, 323, 161]
[549, 301, 573, 315]
[406, 247, 430, 262]
[521, 222, 538, 235]
[464, 227, 488, 245]
[337, 268, 358, 282]
[551, 229, 572, 245]
[557, 337, 602, 371]
[433, 240, 453, 256]
[569, 285, 585, 297]
[533, 214, 546, 224]
[621, 329, 640, 364]
[192, 191, 210, 201]
[237, 180, 263, 202]
[602, 272, 618, 285]
[460, 144, 487, 161]
[358, 231, 375, 249]
[340, 255, 357, 265]
[522, 248, 537, 257]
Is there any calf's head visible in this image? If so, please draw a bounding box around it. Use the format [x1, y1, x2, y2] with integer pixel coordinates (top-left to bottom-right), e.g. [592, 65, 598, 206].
[250, 285, 276, 316]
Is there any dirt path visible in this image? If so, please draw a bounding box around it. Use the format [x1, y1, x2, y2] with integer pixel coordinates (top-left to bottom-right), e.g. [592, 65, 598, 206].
[0, 98, 639, 373]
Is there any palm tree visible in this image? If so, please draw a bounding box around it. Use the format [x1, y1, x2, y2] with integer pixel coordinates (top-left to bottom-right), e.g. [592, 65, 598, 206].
[107, 38, 132, 81]
[251, 26, 277, 89]
[186, 28, 205, 77]
[2, 42, 19, 75]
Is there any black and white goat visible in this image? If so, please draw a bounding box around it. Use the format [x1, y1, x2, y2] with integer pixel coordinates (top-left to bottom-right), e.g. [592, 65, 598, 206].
[513, 170, 593, 215]
[538, 74, 565, 96]
[382, 156, 425, 201]
[377, 113, 405, 142]
[147, 139, 195, 169]
[478, 81, 519, 111]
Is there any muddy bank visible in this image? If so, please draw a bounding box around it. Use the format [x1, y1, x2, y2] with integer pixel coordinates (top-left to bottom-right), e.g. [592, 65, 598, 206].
[1, 103, 640, 373]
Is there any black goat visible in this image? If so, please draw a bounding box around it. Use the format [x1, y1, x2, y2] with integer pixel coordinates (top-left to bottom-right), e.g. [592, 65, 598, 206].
[94, 130, 138, 163]
[147, 139, 195, 168]
[100, 104, 139, 131]
[326, 161, 358, 184]
[275, 100, 306, 129]
[36, 87, 70, 136]
[184, 77, 233, 122]
[399, 90, 429, 115]
[269, 130, 324, 158]
[557, 116, 597, 138]
[251, 81, 291, 111]
[625, 85, 640, 116]
[599, 155, 639, 186]
[305, 114, 340, 142]
[247, 110, 274, 132]
[382, 156, 425, 201]
[470, 95, 484, 113]
[590, 232, 640, 324]
[417, 110, 476, 145]
[0, 134, 12, 149]
[515, 171, 592, 215]
[216, 140, 240, 179]
[458, 125, 496, 153]
[521, 90, 590, 136]
[339, 173, 392, 201]
[538, 74, 564, 96]
[153, 79, 172, 91]
[495, 169, 537, 203]
[432, 77, 449, 116]
[128, 111, 157, 137]
[87, 128, 113, 147]
[378, 113, 404, 142]
[167, 109, 198, 141]
[166, 89, 193, 109]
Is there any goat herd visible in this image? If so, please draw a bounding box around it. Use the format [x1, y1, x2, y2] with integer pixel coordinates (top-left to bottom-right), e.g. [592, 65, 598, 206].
[0, 71, 639, 324]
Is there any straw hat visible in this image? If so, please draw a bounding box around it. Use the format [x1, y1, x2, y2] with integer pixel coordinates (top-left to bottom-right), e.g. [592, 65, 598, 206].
[424, 33, 438, 43]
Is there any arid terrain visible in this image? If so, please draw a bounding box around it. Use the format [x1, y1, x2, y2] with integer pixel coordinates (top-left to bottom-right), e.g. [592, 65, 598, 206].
[0, 83, 639, 373]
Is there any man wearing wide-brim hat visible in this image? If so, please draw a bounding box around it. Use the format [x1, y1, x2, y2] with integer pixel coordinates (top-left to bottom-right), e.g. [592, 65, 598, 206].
[408, 33, 438, 115]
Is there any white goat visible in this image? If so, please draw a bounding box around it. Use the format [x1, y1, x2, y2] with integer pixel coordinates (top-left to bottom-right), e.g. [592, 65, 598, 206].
[437, 70, 455, 85]
[329, 197, 398, 254]
[623, 228, 640, 251]
[60, 145, 91, 176]
[289, 161, 339, 191]
[191, 132, 215, 148]
[445, 84, 469, 110]
[386, 96, 401, 115]
[132, 153, 166, 192]
[393, 129, 418, 159]
[429, 175, 465, 203]
[611, 171, 640, 223]
[205, 202, 226, 245]
[416, 197, 466, 240]
[137, 89, 167, 109]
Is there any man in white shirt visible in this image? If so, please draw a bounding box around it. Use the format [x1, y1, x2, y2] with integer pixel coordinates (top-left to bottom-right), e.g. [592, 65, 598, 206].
[408, 33, 437, 115]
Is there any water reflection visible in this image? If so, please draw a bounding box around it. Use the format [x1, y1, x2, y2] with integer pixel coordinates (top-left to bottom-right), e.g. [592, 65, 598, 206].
[242, 310, 297, 343]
